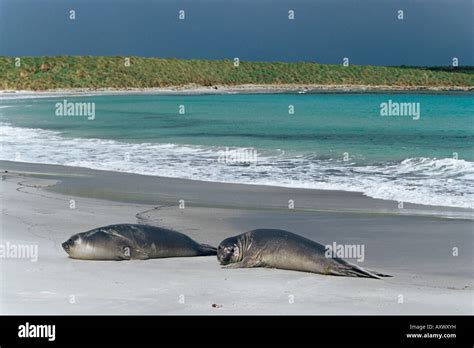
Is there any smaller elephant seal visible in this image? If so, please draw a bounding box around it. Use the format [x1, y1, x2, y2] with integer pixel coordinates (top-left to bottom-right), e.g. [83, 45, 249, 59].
[62, 224, 216, 260]
[217, 229, 390, 279]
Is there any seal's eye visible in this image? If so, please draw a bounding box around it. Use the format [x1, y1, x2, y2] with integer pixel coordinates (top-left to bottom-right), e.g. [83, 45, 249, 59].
[228, 247, 234, 253]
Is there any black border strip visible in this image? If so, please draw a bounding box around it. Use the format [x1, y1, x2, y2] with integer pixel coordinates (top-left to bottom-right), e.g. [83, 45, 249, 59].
[0, 315, 471, 347]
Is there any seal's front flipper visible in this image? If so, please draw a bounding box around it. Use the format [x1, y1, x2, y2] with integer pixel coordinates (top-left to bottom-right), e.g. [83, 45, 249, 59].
[222, 263, 243, 269]
[117, 246, 132, 260]
[120, 245, 148, 260]
[222, 257, 260, 269]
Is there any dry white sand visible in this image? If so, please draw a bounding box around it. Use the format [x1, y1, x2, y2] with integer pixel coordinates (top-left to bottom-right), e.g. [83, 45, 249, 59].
[2, 82, 473, 100]
[0, 164, 472, 315]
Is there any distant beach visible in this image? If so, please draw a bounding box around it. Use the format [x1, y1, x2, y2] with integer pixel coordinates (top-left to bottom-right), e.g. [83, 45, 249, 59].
[2, 83, 474, 98]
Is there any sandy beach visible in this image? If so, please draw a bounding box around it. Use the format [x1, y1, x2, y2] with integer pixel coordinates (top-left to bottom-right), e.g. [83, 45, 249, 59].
[0, 160, 472, 315]
[2, 83, 473, 100]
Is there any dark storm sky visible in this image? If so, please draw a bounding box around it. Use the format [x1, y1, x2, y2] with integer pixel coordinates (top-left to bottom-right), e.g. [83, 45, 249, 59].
[0, 0, 472, 66]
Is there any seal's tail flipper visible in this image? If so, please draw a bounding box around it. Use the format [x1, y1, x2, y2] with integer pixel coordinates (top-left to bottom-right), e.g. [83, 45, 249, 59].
[369, 270, 393, 278]
[198, 243, 217, 256]
[331, 262, 386, 279]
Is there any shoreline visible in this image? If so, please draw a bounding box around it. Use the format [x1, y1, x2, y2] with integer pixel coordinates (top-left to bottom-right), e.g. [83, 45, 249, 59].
[1, 83, 474, 99]
[0, 161, 472, 314]
[1, 160, 472, 220]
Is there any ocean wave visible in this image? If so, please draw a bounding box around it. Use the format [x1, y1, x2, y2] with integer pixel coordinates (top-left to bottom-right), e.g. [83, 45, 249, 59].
[1, 123, 473, 208]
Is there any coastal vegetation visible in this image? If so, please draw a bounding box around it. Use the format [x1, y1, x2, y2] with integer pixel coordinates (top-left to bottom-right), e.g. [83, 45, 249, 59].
[1, 56, 473, 90]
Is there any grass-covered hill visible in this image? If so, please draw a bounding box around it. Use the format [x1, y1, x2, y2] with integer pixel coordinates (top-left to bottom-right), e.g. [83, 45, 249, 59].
[1, 56, 473, 90]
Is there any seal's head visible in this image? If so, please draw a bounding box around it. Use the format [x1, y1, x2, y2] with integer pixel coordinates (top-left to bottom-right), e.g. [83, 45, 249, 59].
[62, 230, 129, 260]
[62, 235, 80, 256]
[217, 236, 241, 265]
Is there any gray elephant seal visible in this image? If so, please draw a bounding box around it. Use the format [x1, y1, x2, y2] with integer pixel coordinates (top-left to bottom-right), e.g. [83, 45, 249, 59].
[217, 229, 390, 279]
[62, 224, 216, 260]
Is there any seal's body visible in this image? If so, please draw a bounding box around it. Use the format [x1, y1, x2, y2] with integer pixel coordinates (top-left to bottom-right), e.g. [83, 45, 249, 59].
[217, 229, 390, 279]
[62, 224, 216, 260]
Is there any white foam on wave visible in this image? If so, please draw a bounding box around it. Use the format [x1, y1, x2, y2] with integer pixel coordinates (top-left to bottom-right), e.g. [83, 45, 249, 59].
[1, 123, 473, 209]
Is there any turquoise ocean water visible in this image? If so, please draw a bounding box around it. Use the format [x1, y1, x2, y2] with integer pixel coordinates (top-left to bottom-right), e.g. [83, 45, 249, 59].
[1, 93, 473, 208]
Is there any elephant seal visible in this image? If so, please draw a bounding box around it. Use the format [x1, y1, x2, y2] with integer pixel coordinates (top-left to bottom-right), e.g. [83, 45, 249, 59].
[217, 229, 390, 279]
[62, 224, 216, 260]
